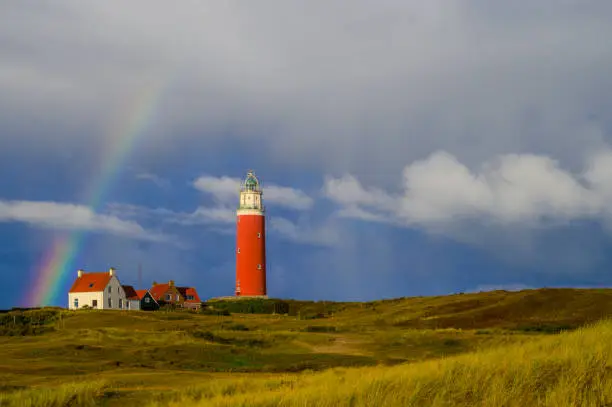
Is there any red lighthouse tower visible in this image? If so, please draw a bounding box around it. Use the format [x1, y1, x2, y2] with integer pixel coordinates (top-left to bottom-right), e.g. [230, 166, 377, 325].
[235, 170, 267, 297]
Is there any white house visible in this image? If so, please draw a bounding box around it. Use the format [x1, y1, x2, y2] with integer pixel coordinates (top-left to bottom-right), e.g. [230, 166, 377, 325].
[68, 268, 128, 310]
[121, 285, 141, 310]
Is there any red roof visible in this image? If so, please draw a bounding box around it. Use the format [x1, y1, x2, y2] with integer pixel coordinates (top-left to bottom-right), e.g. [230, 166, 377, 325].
[69, 272, 112, 293]
[180, 287, 201, 303]
[149, 283, 172, 301]
[135, 289, 148, 300]
[122, 285, 139, 300]
[149, 282, 200, 303]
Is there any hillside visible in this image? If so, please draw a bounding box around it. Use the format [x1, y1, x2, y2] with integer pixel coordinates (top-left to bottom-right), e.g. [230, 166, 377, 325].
[145, 318, 612, 406]
[1, 288, 611, 406]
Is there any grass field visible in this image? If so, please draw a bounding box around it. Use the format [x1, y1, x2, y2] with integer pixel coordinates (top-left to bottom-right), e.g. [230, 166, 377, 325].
[0, 288, 611, 406]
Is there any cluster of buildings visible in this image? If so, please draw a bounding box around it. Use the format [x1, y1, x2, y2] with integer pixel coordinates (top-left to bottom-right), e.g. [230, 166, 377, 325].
[67, 268, 202, 311]
[67, 170, 268, 312]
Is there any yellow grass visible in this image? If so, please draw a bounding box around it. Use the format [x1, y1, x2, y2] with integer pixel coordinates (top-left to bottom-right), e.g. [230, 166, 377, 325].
[147, 319, 612, 407]
[0, 380, 108, 407]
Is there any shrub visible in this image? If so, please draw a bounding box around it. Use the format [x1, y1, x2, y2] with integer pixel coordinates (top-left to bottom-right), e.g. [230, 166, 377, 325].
[0, 309, 62, 336]
[515, 324, 574, 334]
[303, 326, 337, 333]
[227, 323, 249, 331]
[200, 308, 231, 316]
[207, 299, 289, 315]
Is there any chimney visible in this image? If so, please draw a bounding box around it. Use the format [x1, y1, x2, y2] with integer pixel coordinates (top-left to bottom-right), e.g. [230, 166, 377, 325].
[77, 269, 84, 278]
[152, 281, 157, 286]
[109, 267, 115, 276]
[169, 280, 174, 287]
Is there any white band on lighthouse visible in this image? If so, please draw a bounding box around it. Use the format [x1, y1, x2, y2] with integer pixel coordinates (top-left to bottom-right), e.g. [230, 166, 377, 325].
[237, 208, 264, 216]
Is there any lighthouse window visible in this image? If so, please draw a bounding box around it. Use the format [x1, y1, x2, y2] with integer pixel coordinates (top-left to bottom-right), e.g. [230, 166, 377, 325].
[257, 264, 262, 270]
[257, 233, 261, 238]
[237, 248, 240, 253]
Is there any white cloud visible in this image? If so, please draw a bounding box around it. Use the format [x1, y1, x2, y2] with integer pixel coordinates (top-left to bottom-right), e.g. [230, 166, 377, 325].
[0, 200, 165, 241]
[193, 175, 313, 210]
[181, 206, 236, 225]
[261, 185, 314, 211]
[135, 172, 169, 188]
[107, 202, 235, 226]
[324, 149, 612, 229]
[323, 174, 396, 211]
[108, 201, 336, 246]
[193, 176, 240, 204]
[165, 206, 338, 246]
[268, 217, 339, 247]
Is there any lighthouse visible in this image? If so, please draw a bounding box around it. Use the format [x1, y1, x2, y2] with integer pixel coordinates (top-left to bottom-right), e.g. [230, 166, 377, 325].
[235, 170, 267, 297]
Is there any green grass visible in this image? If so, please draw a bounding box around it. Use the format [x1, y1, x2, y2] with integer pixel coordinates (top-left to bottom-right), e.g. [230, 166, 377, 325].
[1, 288, 612, 406]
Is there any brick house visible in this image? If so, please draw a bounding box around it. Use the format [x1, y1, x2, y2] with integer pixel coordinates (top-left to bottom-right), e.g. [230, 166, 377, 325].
[149, 280, 202, 310]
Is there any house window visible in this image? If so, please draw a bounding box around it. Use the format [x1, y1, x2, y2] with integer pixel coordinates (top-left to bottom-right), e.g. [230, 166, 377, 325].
[74, 298, 79, 308]
[126, 301, 130, 309]
[176, 294, 180, 301]
[89, 283, 95, 288]
[92, 300, 97, 308]
[187, 295, 194, 300]
[166, 294, 171, 301]
[119, 299, 123, 309]
[108, 286, 111, 294]
[108, 298, 112, 308]
[145, 297, 150, 303]
[257, 264, 262, 270]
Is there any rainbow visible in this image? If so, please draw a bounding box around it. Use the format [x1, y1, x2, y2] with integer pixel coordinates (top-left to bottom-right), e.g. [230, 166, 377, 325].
[28, 81, 166, 307]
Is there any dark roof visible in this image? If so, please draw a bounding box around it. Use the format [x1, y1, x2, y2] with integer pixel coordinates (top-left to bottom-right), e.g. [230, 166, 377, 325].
[122, 285, 139, 300]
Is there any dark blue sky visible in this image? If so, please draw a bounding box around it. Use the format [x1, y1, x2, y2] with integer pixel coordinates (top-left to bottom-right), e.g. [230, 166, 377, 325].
[2, 2, 612, 308]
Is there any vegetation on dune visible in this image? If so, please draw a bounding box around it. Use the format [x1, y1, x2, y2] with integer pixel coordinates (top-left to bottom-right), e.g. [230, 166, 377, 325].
[146, 320, 612, 407]
[0, 380, 108, 407]
[0, 309, 63, 336]
[1, 288, 612, 406]
[207, 297, 352, 319]
[5, 320, 610, 407]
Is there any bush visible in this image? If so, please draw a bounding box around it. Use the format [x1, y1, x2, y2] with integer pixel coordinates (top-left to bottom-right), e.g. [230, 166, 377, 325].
[0, 309, 62, 336]
[191, 330, 268, 348]
[515, 324, 574, 334]
[303, 326, 337, 333]
[207, 299, 289, 315]
[200, 308, 231, 316]
[227, 323, 249, 331]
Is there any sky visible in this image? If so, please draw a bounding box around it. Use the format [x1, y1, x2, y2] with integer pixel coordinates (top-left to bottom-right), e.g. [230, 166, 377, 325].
[2, 1, 612, 308]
